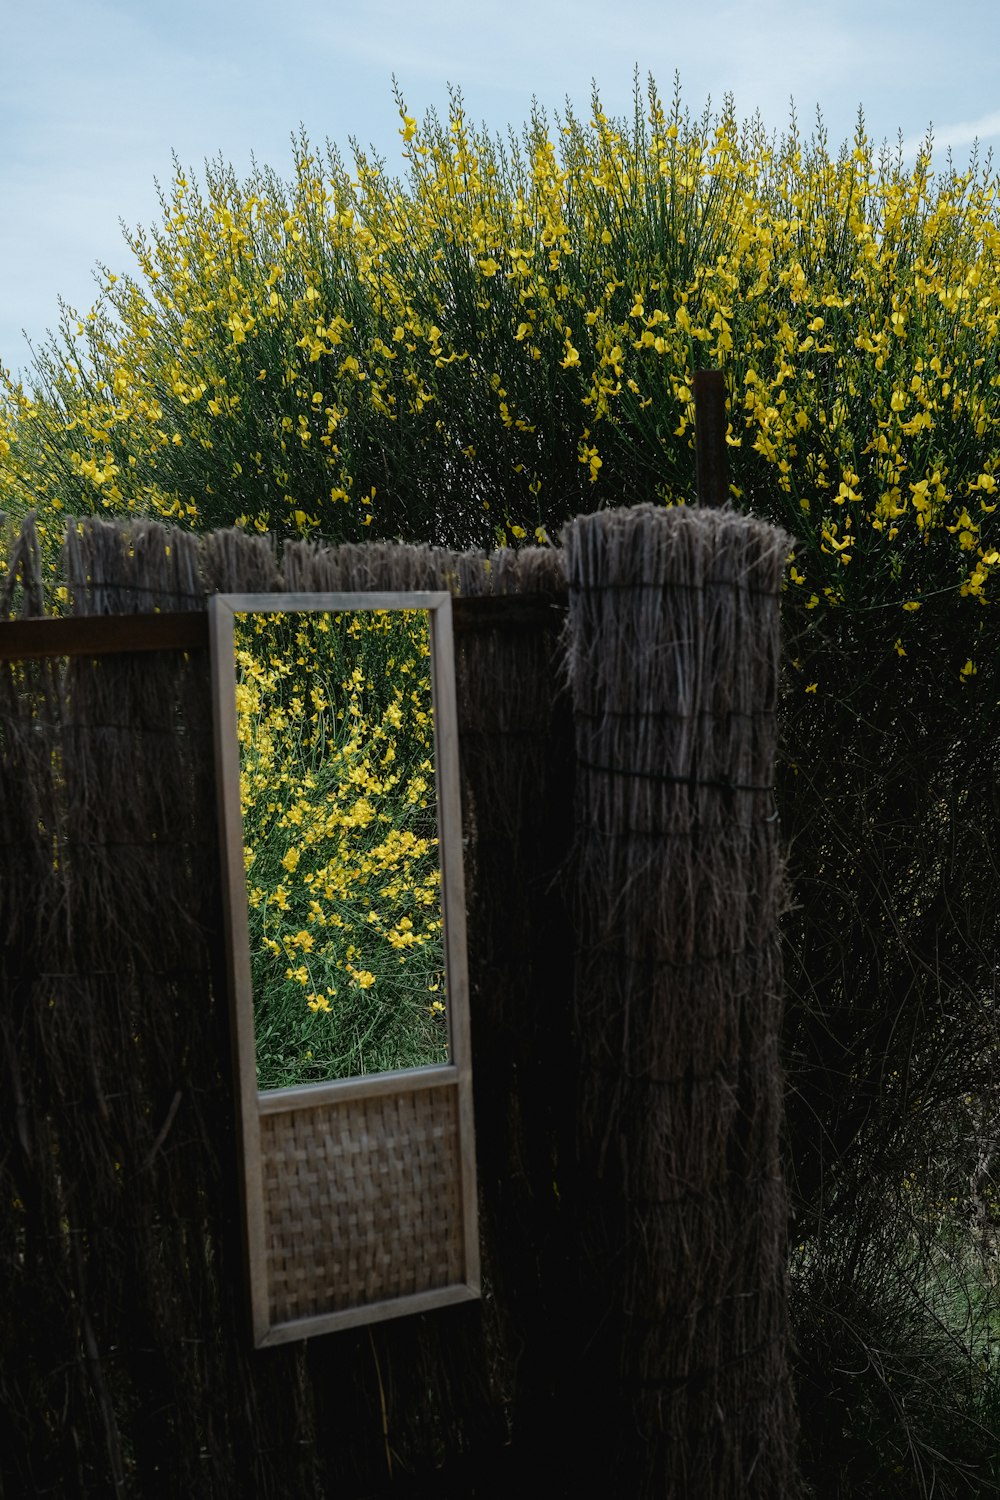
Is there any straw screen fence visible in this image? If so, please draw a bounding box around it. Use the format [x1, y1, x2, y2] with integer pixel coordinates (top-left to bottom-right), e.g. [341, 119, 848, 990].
[0, 503, 798, 1498]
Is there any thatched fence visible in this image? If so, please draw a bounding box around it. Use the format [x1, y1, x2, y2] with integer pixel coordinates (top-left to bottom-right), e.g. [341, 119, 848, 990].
[0, 503, 798, 1498]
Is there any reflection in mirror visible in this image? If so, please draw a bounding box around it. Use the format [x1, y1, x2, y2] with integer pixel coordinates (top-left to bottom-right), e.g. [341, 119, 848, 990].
[233, 607, 448, 1089]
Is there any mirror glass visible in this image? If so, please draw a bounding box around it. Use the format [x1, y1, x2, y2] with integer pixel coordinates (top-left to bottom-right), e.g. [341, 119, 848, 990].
[232, 607, 448, 1089]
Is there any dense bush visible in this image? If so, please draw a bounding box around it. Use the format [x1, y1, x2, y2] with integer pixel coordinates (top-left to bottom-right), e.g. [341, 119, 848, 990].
[4, 73, 1000, 1495]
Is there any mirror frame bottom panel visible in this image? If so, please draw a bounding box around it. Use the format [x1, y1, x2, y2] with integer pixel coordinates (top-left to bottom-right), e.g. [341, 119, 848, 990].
[255, 1068, 477, 1345]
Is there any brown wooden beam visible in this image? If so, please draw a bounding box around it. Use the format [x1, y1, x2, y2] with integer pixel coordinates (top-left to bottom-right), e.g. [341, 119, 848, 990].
[693, 368, 730, 508]
[451, 593, 567, 632]
[0, 593, 575, 661]
[0, 611, 209, 660]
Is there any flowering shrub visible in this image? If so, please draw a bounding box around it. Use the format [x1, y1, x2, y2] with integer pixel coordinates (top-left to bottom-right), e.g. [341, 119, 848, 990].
[3, 76, 1000, 617]
[235, 606, 445, 1087]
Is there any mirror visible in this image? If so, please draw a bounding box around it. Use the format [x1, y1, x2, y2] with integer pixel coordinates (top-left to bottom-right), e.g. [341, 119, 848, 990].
[233, 605, 448, 1088]
[210, 591, 479, 1344]
[211, 591, 479, 1344]
[210, 592, 469, 1095]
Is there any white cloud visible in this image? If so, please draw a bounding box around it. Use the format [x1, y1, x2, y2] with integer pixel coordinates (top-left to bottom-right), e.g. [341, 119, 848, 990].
[901, 110, 1000, 161]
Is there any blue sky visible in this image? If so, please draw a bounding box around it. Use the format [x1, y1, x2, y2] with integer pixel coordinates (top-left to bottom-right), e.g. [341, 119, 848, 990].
[3, 0, 1000, 378]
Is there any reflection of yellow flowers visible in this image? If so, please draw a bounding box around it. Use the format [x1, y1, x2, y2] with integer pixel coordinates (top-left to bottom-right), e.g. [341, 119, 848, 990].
[233, 608, 443, 1065]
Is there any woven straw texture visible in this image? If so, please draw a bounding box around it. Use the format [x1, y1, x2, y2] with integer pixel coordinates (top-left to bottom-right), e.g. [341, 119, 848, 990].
[0, 510, 800, 1497]
[562, 502, 799, 1499]
[261, 1087, 464, 1323]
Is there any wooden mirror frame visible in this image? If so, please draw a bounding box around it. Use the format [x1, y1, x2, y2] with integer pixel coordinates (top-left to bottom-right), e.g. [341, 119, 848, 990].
[209, 591, 479, 1345]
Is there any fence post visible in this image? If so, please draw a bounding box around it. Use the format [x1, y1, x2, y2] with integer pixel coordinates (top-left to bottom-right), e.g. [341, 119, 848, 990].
[694, 368, 730, 508]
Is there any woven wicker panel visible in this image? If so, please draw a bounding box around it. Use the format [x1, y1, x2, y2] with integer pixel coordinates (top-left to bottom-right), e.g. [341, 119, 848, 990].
[260, 1084, 465, 1324]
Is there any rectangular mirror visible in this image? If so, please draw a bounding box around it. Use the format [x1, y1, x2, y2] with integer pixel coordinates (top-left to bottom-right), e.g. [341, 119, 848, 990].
[210, 592, 478, 1345]
[234, 603, 447, 1087]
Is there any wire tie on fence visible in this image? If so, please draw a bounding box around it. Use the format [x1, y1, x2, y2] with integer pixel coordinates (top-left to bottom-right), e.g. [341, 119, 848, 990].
[575, 816, 779, 836]
[576, 759, 774, 793]
[571, 704, 776, 722]
[582, 1058, 739, 1087]
[567, 578, 782, 600]
[575, 941, 759, 970]
[64, 580, 208, 603]
[620, 1335, 785, 1392]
